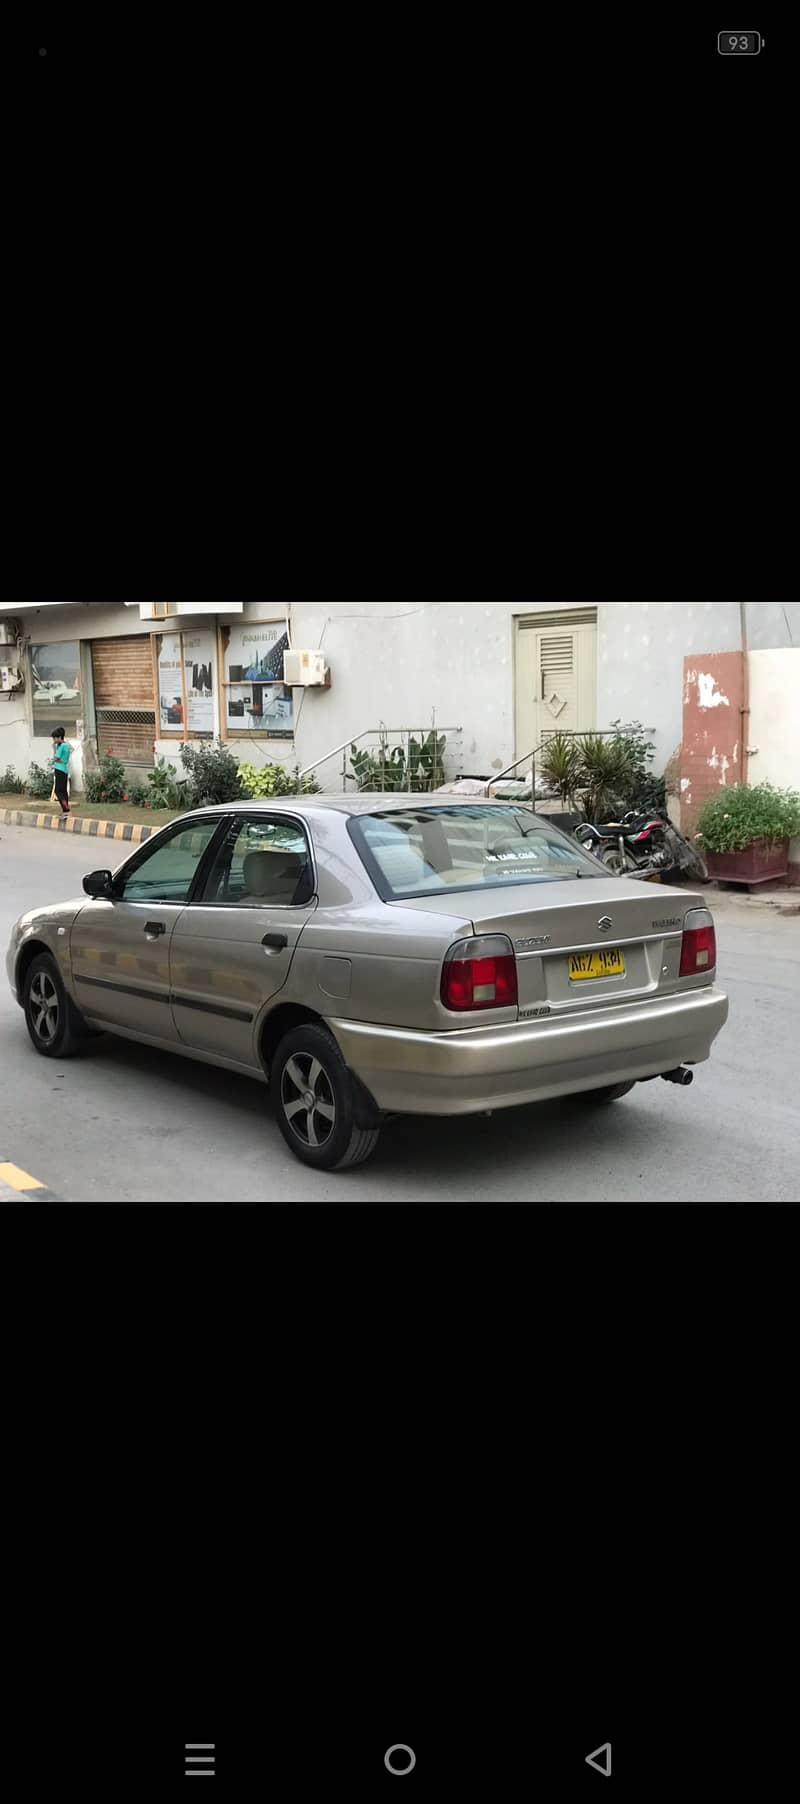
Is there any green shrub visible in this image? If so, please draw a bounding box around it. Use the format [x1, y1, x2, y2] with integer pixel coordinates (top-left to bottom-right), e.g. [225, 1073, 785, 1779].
[2, 765, 26, 793]
[147, 758, 183, 809]
[238, 761, 320, 799]
[539, 722, 667, 822]
[608, 720, 667, 815]
[696, 783, 800, 853]
[27, 761, 55, 799]
[85, 753, 128, 804]
[126, 782, 150, 806]
[179, 740, 242, 806]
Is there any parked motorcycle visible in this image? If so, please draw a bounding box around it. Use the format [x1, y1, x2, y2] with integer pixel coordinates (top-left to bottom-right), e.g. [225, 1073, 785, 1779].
[574, 811, 709, 883]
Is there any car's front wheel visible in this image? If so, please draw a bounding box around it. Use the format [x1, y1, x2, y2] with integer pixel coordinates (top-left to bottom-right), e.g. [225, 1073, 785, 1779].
[23, 952, 90, 1059]
[272, 1023, 381, 1171]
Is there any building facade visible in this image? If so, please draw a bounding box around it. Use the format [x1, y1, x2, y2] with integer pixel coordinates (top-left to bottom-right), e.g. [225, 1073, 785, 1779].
[1, 600, 798, 794]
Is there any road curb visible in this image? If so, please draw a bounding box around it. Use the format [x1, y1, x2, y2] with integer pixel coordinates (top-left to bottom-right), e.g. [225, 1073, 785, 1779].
[0, 1181, 63, 1205]
[0, 1162, 63, 1205]
[1, 808, 155, 845]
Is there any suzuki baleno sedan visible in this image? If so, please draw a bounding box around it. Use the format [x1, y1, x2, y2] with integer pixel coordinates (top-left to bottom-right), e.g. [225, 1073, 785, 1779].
[6, 799, 729, 1171]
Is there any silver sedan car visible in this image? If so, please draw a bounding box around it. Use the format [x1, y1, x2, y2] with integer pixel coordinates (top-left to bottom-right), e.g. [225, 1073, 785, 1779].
[6, 798, 729, 1171]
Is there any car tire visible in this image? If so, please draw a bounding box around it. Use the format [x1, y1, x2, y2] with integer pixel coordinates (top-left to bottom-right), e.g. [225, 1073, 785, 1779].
[272, 1023, 381, 1172]
[23, 952, 90, 1060]
[578, 1081, 637, 1103]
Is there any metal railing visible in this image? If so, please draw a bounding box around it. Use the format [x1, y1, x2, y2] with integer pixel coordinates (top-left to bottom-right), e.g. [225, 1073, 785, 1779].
[297, 724, 464, 793]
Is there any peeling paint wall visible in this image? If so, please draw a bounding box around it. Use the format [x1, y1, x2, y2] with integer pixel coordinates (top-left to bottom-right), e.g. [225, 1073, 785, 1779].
[598, 601, 800, 775]
[681, 652, 745, 836]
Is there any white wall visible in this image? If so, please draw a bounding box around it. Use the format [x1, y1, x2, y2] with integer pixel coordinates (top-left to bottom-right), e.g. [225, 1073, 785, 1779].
[3, 600, 799, 796]
[747, 647, 800, 790]
[286, 601, 800, 783]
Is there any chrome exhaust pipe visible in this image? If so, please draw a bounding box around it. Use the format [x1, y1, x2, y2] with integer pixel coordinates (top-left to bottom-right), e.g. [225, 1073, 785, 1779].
[661, 1066, 694, 1087]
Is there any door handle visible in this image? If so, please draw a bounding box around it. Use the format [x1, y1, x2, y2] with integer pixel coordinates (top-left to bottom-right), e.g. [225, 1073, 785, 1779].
[262, 932, 289, 951]
[145, 921, 166, 938]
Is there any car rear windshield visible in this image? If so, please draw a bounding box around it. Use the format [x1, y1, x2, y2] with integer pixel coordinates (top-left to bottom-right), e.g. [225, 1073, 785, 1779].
[348, 806, 604, 900]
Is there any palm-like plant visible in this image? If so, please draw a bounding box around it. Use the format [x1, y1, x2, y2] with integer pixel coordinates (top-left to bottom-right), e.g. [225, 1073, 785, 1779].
[538, 732, 582, 808]
[577, 734, 636, 823]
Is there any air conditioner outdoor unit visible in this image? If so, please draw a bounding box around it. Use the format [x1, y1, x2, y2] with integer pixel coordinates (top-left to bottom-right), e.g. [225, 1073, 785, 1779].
[283, 649, 330, 687]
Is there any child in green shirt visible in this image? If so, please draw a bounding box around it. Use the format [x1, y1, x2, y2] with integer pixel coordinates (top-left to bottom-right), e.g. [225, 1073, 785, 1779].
[51, 728, 71, 815]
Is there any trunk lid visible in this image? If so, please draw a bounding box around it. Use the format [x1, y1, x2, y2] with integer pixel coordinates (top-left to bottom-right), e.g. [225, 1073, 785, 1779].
[443, 877, 703, 1014]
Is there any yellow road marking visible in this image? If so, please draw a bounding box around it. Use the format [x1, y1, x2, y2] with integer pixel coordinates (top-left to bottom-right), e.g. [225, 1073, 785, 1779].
[0, 1162, 45, 1192]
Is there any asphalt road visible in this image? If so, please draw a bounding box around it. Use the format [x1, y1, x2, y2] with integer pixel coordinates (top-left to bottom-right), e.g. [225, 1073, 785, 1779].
[1, 823, 797, 1204]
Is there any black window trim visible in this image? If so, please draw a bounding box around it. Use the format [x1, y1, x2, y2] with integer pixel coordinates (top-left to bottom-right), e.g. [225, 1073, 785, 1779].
[187, 808, 319, 911]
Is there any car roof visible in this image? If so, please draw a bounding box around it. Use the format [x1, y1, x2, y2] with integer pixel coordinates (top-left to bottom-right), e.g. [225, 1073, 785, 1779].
[192, 794, 520, 818]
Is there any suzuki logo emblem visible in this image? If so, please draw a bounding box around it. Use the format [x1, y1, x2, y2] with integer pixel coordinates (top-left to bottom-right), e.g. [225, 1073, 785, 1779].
[598, 916, 613, 933]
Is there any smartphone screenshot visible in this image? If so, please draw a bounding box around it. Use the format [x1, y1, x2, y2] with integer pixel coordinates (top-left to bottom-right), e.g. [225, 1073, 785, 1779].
[5, 15, 796, 1798]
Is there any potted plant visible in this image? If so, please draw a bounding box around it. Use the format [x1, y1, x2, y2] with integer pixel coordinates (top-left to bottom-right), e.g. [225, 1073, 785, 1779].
[695, 783, 800, 884]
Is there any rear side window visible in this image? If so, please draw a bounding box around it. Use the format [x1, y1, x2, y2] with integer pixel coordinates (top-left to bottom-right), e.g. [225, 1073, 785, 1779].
[348, 806, 602, 900]
[198, 817, 314, 908]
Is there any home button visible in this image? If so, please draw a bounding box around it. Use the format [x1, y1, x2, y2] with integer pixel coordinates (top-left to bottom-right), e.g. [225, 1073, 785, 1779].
[385, 1745, 416, 1775]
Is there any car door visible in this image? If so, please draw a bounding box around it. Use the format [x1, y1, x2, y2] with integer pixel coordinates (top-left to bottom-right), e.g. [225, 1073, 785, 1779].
[169, 813, 318, 1067]
[69, 817, 226, 1039]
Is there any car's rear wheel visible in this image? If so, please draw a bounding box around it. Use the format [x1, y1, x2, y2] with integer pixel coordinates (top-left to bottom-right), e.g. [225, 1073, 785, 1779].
[272, 1023, 381, 1171]
[578, 1081, 637, 1104]
[23, 952, 90, 1059]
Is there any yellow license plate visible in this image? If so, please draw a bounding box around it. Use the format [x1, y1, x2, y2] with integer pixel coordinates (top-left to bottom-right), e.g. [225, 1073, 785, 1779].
[569, 948, 626, 981]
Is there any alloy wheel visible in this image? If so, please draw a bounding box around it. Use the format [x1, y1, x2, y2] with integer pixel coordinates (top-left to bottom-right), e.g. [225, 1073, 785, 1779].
[29, 971, 60, 1044]
[281, 1053, 337, 1149]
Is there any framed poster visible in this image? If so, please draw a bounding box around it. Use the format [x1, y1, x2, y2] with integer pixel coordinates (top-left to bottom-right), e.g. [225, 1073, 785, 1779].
[157, 632, 185, 732]
[222, 619, 294, 735]
[30, 641, 82, 737]
[156, 628, 216, 736]
[182, 628, 215, 734]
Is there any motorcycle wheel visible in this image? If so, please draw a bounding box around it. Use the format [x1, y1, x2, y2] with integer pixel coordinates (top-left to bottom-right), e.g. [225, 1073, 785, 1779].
[600, 845, 639, 876]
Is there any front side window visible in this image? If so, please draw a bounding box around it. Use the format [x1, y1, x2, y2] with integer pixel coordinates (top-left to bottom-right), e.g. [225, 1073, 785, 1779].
[348, 806, 604, 901]
[120, 820, 223, 904]
[198, 817, 314, 908]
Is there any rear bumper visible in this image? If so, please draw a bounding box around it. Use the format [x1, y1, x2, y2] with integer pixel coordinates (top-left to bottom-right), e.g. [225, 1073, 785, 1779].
[328, 986, 730, 1116]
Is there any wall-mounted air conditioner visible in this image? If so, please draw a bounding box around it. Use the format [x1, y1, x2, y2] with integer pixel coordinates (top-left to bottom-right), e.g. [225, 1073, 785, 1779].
[283, 650, 330, 687]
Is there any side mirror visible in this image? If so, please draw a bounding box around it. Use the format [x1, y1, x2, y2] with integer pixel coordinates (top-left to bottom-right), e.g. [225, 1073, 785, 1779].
[83, 869, 115, 898]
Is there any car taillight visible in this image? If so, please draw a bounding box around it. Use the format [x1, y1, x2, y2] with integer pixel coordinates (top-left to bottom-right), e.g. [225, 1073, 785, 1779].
[441, 935, 518, 1011]
[680, 908, 717, 977]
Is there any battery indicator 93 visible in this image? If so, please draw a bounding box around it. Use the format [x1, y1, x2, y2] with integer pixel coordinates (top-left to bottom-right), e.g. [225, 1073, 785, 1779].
[718, 31, 762, 54]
